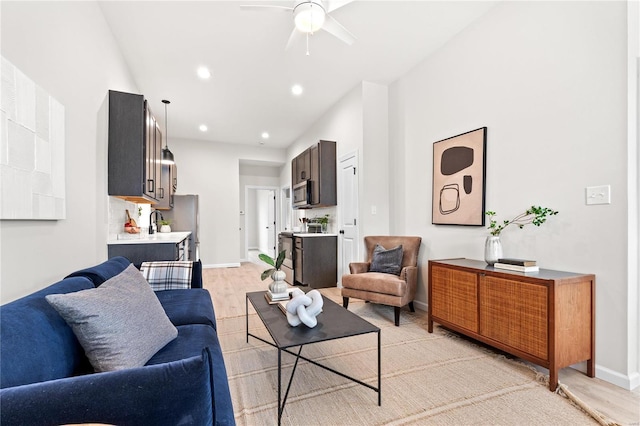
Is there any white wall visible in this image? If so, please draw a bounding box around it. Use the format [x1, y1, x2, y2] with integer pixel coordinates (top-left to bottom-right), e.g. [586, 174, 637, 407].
[281, 81, 390, 259]
[169, 138, 285, 267]
[361, 82, 390, 236]
[0, 2, 138, 303]
[389, 1, 636, 389]
[627, 0, 640, 386]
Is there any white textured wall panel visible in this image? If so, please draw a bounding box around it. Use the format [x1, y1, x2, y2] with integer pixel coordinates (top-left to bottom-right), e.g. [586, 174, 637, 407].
[0, 56, 65, 219]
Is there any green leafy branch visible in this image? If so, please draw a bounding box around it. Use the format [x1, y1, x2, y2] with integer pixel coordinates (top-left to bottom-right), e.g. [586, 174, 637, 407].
[313, 214, 330, 225]
[259, 250, 286, 281]
[485, 206, 559, 237]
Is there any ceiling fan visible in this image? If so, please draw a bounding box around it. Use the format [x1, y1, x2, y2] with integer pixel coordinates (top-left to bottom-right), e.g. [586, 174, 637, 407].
[240, 0, 356, 53]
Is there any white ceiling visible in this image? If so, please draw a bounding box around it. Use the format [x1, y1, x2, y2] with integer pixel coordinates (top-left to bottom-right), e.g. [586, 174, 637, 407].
[99, 1, 497, 149]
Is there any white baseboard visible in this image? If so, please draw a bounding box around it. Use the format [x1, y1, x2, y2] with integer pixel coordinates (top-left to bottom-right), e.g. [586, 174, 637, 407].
[596, 365, 640, 391]
[203, 263, 241, 269]
[413, 300, 427, 312]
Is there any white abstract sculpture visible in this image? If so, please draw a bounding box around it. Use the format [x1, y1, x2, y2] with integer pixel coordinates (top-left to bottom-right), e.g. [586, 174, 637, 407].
[285, 288, 323, 328]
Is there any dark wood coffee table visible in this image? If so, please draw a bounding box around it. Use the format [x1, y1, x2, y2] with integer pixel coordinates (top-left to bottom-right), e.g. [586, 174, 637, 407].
[246, 291, 381, 425]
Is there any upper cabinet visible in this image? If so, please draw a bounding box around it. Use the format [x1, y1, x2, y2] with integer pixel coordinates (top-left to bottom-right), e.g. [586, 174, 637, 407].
[291, 140, 336, 208]
[108, 90, 161, 204]
[292, 148, 311, 185]
[155, 162, 177, 210]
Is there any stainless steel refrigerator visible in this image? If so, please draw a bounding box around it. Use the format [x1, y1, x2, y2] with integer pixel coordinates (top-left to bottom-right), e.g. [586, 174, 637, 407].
[163, 194, 199, 261]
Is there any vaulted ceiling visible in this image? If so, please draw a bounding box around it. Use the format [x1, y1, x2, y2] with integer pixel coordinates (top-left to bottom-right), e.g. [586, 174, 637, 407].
[99, 1, 497, 149]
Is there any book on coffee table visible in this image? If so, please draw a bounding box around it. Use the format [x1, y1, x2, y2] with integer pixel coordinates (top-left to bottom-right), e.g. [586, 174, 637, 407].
[264, 288, 294, 304]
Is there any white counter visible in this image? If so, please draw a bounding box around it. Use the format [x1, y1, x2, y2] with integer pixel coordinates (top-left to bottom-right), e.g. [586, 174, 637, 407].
[293, 233, 338, 237]
[108, 231, 191, 245]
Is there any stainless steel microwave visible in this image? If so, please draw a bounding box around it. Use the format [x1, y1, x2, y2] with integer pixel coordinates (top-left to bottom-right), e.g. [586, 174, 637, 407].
[292, 180, 312, 208]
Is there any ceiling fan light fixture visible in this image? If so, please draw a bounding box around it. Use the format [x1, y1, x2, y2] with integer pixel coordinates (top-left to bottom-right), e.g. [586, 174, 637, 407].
[294, 1, 325, 33]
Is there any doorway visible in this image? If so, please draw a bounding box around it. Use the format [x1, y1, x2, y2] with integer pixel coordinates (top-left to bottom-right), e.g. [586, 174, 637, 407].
[244, 186, 278, 261]
[338, 151, 359, 285]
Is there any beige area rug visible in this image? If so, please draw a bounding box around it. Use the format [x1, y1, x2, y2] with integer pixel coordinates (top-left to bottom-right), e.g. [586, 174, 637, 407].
[206, 263, 606, 426]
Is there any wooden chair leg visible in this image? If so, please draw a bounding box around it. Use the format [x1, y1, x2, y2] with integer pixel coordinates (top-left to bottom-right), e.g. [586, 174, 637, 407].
[342, 296, 349, 309]
[408, 301, 415, 312]
[394, 306, 400, 326]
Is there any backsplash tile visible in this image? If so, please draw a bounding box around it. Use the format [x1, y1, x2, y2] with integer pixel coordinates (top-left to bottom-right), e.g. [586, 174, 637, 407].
[108, 197, 139, 239]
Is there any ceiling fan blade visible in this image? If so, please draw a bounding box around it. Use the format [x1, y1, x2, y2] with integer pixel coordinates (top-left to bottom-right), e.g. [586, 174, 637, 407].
[240, 4, 294, 12]
[324, 0, 353, 13]
[285, 27, 302, 51]
[322, 14, 356, 45]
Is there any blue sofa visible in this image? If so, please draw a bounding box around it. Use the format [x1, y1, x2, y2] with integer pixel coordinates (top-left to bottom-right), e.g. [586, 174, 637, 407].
[0, 257, 235, 426]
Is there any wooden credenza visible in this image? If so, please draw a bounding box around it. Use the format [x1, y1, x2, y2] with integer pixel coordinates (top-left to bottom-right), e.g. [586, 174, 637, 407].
[427, 258, 595, 391]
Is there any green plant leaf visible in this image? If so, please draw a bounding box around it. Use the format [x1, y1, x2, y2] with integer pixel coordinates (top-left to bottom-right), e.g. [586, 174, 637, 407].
[275, 250, 286, 270]
[258, 253, 275, 267]
[261, 268, 275, 281]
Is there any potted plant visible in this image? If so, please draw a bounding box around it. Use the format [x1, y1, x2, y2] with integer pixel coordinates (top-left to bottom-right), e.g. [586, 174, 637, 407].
[259, 250, 288, 294]
[483, 205, 559, 265]
[314, 214, 330, 233]
[158, 219, 172, 233]
[485, 206, 558, 236]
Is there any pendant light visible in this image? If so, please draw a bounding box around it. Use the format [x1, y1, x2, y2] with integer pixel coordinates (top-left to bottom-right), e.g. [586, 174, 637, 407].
[161, 99, 175, 165]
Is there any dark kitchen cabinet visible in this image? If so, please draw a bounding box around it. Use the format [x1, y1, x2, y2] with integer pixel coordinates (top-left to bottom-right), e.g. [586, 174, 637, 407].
[294, 235, 337, 288]
[309, 140, 336, 206]
[172, 163, 178, 193]
[156, 162, 177, 210]
[107, 237, 189, 267]
[291, 140, 336, 208]
[108, 90, 161, 204]
[291, 148, 311, 185]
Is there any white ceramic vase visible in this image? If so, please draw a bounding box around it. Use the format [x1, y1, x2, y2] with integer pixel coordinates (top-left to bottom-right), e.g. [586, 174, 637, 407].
[160, 225, 171, 233]
[484, 236, 503, 265]
[269, 270, 287, 294]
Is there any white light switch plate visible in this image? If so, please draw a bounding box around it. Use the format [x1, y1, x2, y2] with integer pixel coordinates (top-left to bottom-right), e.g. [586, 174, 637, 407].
[585, 185, 611, 205]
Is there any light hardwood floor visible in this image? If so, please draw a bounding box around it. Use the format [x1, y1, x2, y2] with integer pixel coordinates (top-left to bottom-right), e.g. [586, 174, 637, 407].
[204, 261, 640, 426]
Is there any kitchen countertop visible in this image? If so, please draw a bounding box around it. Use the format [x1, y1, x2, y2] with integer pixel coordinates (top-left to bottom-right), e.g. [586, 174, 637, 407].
[293, 233, 338, 237]
[108, 231, 191, 245]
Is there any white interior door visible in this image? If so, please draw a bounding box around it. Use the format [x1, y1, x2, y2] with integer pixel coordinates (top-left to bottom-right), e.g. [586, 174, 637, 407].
[338, 152, 359, 285]
[266, 190, 276, 257]
[247, 187, 278, 259]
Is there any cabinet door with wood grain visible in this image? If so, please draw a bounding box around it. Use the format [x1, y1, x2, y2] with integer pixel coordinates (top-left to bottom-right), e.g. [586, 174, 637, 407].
[430, 265, 478, 333]
[479, 276, 548, 360]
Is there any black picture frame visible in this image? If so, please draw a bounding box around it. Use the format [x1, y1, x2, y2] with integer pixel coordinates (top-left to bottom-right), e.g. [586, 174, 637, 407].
[432, 127, 487, 226]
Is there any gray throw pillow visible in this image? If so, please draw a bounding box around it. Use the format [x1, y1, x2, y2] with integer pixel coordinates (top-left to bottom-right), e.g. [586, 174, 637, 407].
[46, 263, 178, 372]
[370, 244, 404, 275]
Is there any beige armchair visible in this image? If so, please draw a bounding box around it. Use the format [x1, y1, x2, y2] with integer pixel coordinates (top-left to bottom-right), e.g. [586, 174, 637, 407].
[341, 236, 422, 326]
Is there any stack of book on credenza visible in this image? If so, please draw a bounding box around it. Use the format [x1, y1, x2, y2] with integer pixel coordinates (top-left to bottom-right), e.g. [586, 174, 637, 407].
[493, 258, 539, 273]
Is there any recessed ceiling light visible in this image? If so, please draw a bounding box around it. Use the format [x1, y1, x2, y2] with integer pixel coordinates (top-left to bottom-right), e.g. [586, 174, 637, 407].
[291, 84, 303, 96]
[261, 132, 270, 139]
[197, 66, 211, 79]
[199, 124, 208, 132]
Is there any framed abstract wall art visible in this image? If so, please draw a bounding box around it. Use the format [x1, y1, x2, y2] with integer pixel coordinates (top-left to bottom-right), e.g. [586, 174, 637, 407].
[432, 127, 486, 226]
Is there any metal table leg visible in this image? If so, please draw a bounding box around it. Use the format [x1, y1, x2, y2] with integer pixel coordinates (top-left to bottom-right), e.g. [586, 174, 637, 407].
[278, 345, 304, 425]
[278, 349, 282, 425]
[378, 330, 381, 406]
[245, 295, 249, 343]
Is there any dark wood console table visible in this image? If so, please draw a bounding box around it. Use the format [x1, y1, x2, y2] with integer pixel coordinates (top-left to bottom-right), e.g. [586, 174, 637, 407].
[427, 258, 595, 391]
